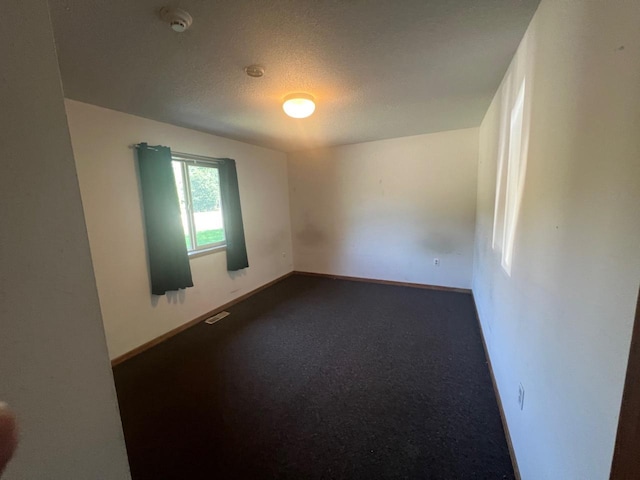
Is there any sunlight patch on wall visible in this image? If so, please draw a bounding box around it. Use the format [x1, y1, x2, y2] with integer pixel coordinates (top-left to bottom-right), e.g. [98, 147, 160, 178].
[502, 79, 526, 274]
[491, 76, 513, 252]
[492, 77, 529, 276]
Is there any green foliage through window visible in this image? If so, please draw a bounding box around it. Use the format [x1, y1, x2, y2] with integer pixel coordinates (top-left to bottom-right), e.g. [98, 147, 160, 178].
[189, 166, 221, 212]
[172, 158, 226, 252]
[185, 228, 225, 250]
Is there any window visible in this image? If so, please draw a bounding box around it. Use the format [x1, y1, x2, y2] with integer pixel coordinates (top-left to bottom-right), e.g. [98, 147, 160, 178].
[171, 154, 225, 254]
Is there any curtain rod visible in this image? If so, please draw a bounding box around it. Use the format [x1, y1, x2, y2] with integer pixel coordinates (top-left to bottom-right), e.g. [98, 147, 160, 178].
[129, 144, 224, 163]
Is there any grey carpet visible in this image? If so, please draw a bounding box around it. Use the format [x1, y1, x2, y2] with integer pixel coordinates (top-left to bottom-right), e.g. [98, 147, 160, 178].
[114, 274, 514, 479]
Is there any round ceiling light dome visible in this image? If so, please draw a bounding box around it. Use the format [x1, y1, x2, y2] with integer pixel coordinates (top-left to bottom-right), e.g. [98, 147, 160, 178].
[283, 93, 316, 119]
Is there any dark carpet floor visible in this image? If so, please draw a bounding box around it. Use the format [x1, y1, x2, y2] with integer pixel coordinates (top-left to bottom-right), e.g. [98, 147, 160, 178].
[113, 274, 514, 480]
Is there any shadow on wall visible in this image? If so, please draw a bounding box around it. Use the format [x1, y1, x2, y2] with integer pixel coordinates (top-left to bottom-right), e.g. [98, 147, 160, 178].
[151, 289, 186, 307]
[292, 151, 347, 272]
[228, 269, 247, 281]
[289, 130, 478, 287]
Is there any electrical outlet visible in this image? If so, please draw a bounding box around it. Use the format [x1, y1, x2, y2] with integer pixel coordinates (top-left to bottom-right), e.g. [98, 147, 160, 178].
[518, 383, 525, 410]
[433, 258, 440, 266]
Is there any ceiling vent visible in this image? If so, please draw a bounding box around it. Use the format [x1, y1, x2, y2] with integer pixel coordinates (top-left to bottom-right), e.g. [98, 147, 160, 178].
[204, 311, 230, 325]
[159, 7, 193, 33]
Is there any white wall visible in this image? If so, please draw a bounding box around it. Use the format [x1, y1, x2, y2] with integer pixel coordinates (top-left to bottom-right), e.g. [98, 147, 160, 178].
[65, 100, 293, 360]
[288, 129, 478, 289]
[0, 1, 130, 478]
[472, 1, 640, 479]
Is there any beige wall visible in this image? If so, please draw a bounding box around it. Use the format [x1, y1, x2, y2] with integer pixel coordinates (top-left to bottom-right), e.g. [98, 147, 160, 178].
[65, 100, 294, 360]
[0, 2, 130, 478]
[473, 1, 640, 478]
[288, 128, 478, 289]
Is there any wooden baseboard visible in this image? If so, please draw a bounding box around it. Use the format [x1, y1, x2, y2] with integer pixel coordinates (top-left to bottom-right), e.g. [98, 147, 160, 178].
[471, 293, 521, 480]
[110, 271, 294, 367]
[293, 270, 472, 294]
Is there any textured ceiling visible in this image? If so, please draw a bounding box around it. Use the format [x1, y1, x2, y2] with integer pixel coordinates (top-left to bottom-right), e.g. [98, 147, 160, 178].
[50, 0, 539, 152]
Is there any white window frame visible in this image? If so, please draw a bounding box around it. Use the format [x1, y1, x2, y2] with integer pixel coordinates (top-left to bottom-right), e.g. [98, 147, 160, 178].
[171, 152, 226, 256]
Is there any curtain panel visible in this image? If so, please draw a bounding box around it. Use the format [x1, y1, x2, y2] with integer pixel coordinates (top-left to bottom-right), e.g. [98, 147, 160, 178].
[136, 143, 193, 295]
[219, 158, 249, 271]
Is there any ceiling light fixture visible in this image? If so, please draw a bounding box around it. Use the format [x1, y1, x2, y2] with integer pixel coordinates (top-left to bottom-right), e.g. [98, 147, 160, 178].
[282, 93, 316, 119]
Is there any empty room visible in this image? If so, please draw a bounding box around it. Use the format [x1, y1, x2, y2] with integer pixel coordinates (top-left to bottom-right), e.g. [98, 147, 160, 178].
[1, 0, 639, 479]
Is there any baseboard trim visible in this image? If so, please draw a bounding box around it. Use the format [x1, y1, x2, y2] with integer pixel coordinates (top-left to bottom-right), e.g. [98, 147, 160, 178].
[471, 293, 521, 480]
[111, 271, 469, 366]
[293, 271, 471, 294]
[110, 271, 294, 367]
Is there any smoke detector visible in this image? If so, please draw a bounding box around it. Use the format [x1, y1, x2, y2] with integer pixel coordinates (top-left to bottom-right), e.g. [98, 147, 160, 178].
[244, 65, 265, 78]
[159, 7, 193, 33]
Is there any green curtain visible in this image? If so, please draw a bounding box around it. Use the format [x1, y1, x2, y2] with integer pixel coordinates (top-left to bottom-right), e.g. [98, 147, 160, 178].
[137, 143, 193, 295]
[219, 158, 249, 271]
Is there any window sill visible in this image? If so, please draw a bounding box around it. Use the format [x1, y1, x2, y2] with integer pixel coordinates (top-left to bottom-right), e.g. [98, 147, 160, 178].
[188, 244, 226, 259]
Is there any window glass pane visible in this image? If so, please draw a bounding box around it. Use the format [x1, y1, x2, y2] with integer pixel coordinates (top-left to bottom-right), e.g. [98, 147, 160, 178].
[187, 164, 225, 247]
[172, 161, 191, 250]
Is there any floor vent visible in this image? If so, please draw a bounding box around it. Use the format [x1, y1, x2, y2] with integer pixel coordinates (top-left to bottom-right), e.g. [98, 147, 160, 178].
[204, 311, 230, 325]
